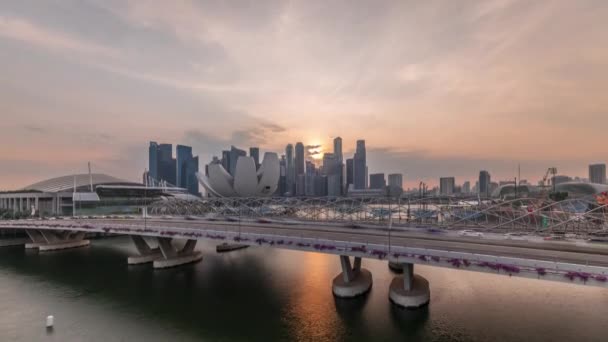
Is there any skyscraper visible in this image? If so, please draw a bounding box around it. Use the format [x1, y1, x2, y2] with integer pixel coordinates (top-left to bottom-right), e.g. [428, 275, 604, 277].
[295, 142, 305, 195]
[322, 153, 341, 196]
[589, 164, 606, 184]
[479, 170, 491, 197]
[249, 147, 260, 169]
[148, 142, 159, 180]
[295, 142, 305, 176]
[333, 137, 343, 163]
[369, 173, 386, 189]
[155, 143, 177, 185]
[440, 177, 455, 195]
[388, 173, 403, 188]
[353, 140, 366, 189]
[221, 150, 230, 174]
[462, 181, 471, 194]
[285, 144, 295, 195]
[176, 145, 200, 196]
[278, 155, 287, 196]
[228, 146, 246, 176]
[333, 137, 344, 195]
[346, 158, 354, 188]
[176, 145, 191, 187]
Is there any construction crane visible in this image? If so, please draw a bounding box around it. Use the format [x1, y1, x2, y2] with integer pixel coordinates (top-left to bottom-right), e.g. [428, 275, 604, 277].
[541, 167, 558, 188]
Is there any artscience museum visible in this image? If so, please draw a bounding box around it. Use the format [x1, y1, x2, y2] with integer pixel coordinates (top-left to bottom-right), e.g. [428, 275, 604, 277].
[196, 152, 280, 197]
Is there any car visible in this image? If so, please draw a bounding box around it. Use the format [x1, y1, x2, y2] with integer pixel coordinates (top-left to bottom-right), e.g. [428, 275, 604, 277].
[504, 232, 527, 239]
[458, 230, 484, 238]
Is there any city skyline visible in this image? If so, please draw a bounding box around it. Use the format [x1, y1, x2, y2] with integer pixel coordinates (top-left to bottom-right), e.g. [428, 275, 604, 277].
[1, 1, 607, 188]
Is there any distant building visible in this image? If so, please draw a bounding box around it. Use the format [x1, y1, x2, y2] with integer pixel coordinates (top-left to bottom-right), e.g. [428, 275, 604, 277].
[333, 137, 344, 195]
[346, 158, 354, 188]
[333, 137, 343, 163]
[327, 175, 341, 196]
[278, 155, 287, 196]
[296, 174, 306, 196]
[249, 147, 260, 169]
[221, 150, 230, 173]
[148, 142, 159, 180]
[462, 181, 471, 194]
[314, 175, 328, 196]
[176, 145, 199, 196]
[295, 143, 305, 176]
[285, 144, 295, 195]
[306, 160, 316, 175]
[346, 184, 386, 198]
[479, 170, 491, 197]
[149, 142, 176, 185]
[439, 177, 455, 195]
[552, 175, 572, 185]
[229, 146, 246, 177]
[353, 140, 366, 189]
[369, 173, 386, 189]
[387, 174, 403, 189]
[589, 164, 606, 184]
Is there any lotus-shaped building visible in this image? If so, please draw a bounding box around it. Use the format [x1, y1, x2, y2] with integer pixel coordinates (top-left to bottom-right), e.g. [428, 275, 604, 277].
[196, 152, 279, 197]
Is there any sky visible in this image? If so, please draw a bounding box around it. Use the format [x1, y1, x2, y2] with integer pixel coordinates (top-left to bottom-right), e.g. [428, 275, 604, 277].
[0, 0, 607, 189]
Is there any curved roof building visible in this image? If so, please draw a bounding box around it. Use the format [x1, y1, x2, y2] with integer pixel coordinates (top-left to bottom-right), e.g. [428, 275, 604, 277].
[197, 152, 280, 197]
[492, 181, 608, 198]
[23, 173, 138, 193]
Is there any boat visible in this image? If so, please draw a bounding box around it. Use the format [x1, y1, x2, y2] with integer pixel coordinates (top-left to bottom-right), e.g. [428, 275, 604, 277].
[216, 243, 249, 253]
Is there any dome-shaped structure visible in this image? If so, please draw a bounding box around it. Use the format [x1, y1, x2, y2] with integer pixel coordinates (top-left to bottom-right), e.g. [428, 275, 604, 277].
[196, 152, 279, 197]
[22, 173, 138, 193]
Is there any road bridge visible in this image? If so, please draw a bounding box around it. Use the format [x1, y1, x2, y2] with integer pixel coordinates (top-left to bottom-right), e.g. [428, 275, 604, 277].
[1, 212, 607, 309]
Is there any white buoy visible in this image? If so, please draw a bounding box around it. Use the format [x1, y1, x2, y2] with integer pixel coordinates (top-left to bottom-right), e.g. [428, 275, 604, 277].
[46, 315, 54, 328]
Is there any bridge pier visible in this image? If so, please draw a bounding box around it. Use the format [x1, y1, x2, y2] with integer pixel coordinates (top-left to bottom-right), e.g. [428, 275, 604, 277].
[25, 230, 89, 251]
[153, 237, 202, 269]
[332, 255, 373, 298]
[389, 263, 430, 309]
[127, 236, 163, 265]
[388, 261, 403, 273]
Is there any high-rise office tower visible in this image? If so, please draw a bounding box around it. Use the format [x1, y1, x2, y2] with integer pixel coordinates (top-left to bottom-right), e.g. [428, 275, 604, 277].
[176, 145, 200, 196]
[150, 143, 176, 185]
[440, 177, 456, 195]
[333, 137, 344, 195]
[228, 146, 246, 176]
[462, 181, 471, 194]
[346, 158, 354, 188]
[353, 140, 366, 189]
[249, 147, 260, 169]
[369, 173, 386, 189]
[221, 150, 230, 174]
[285, 144, 295, 195]
[589, 164, 606, 184]
[294, 142, 305, 195]
[176, 145, 191, 187]
[388, 173, 403, 188]
[295, 142, 305, 176]
[479, 170, 491, 197]
[333, 137, 343, 163]
[148, 142, 159, 180]
[278, 155, 287, 196]
[322, 153, 341, 196]
[306, 160, 316, 175]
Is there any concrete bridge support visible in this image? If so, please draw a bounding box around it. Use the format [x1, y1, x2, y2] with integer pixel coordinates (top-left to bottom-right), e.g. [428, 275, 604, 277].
[152, 237, 202, 269]
[332, 255, 373, 298]
[25, 229, 89, 251]
[389, 263, 430, 309]
[127, 236, 163, 265]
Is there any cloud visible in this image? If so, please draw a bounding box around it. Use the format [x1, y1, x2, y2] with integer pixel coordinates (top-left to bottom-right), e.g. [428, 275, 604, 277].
[0, 15, 120, 58]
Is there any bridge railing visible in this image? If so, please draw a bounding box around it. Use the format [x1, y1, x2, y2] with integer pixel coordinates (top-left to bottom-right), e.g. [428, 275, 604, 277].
[143, 195, 608, 236]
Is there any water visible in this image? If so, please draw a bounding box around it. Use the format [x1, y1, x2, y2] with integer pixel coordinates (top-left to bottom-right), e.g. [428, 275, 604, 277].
[0, 237, 607, 341]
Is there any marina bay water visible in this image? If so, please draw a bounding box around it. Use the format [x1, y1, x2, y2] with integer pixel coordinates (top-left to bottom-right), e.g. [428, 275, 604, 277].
[1, 236, 607, 341]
